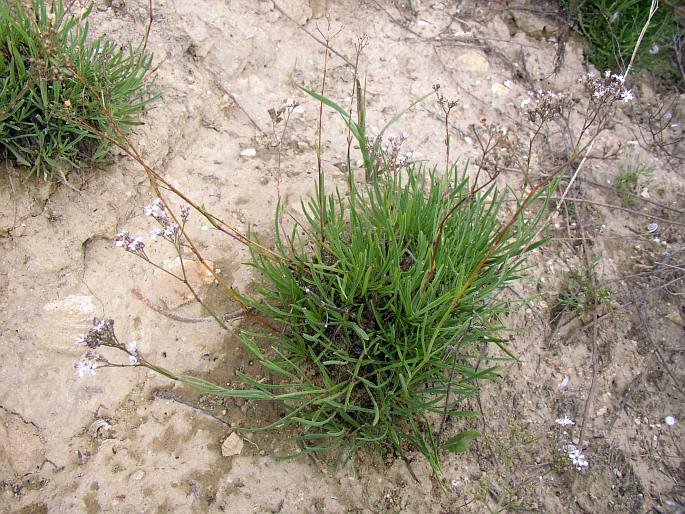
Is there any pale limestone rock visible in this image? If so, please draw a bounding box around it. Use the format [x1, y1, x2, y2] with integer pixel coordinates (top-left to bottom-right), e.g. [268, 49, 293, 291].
[491, 83, 509, 96]
[0, 410, 44, 477]
[454, 51, 489, 73]
[44, 295, 97, 317]
[310, 0, 325, 18]
[130, 469, 145, 480]
[274, 0, 312, 25]
[42, 295, 98, 347]
[221, 433, 244, 457]
[156, 258, 215, 309]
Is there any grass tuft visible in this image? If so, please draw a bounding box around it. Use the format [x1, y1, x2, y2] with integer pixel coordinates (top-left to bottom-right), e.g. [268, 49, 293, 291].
[614, 151, 653, 205]
[0, 0, 157, 181]
[217, 75, 551, 482]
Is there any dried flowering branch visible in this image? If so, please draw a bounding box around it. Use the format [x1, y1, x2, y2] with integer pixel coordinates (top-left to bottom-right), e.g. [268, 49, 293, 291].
[345, 36, 368, 190]
[420, 73, 636, 368]
[433, 84, 459, 175]
[73, 318, 271, 403]
[521, 89, 570, 186]
[424, 121, 508, 288]
[268, 97, 299, 197]
[114, 198, 247, 329]
[381, 132, 414, 174]
[314, 21, 342, 243]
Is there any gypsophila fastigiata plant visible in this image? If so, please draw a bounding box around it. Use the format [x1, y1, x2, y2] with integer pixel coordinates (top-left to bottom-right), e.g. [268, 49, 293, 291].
[0, 0, 157, 181]
[74, 37, 637, 487]
[232, 160, 547, 476]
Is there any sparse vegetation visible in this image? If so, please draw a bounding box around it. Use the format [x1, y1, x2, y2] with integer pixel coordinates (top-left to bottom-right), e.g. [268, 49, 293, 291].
[473, 422, 538, 513]
[554, 256, 613, 314]
[614, 151, 653, 205]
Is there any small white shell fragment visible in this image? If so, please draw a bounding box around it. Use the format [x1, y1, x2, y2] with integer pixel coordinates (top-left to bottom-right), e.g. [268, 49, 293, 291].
[88, 419, 113, 438]
[131, 469, 145, 481]
[240, 148, 256, 157]
[559, 375, 570, 389]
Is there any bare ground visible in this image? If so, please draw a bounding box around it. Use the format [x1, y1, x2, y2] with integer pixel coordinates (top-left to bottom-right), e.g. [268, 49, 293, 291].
[1, 1, 683, 512]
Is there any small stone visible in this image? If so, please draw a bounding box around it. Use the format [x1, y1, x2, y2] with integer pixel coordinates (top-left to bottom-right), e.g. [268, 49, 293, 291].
[131, 469, 145, 481]
[221, 433, 244, 457]
[156, 259, 215, 309]
[240, 148, 257, 157]
[259, 176, 270, 185]
[491, 83, 508, 96]
[665, 416, 676, 426]
[0, 410, 45, 476]
[454, 51, 489, 72]
[310, 0, 325, 18]
[274, 0, 312, 24]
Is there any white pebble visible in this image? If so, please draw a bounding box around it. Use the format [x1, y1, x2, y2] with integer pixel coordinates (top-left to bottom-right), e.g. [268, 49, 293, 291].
[665, 416, 676, 426]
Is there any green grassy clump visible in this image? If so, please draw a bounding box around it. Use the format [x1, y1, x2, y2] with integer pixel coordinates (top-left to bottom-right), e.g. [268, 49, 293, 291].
[193, 82, 548, 482]
[235, 164, 544, 478]
[614, 154, 653, 205]
[563, 0, 683, 88]
[0, 0, 157, 181]
[554, 257, 612, 314]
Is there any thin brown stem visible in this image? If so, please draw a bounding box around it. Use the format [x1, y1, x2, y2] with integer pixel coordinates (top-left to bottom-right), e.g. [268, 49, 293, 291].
[575, 207, 600, 452]
[315, 23, 335, 243]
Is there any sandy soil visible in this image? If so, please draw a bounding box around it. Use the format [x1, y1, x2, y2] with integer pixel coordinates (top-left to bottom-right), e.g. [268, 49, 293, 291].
[1, 0, 683, 512]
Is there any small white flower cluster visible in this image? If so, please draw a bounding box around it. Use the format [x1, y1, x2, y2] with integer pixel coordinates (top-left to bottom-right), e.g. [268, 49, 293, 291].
[74, 319, 141, 378]
[268, 98, 299, 125]
[387, 133, 408, 152]
[115, 229, 145, 252]
[563, 443, 589, 471]
[75, 356, 98, 377]
[282, 98, 297, 111]
[554, 416, 589, 471]
[126, 340, 139, 365]
[383, 133, 413, 170]
[523, 89, 567, 123]
[555, 416, 575, 427]
[584, 71, 634, 104]
[145, 198, 188, 242]
[74, 348, 110, 377]
[75, 317, 115, 349]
